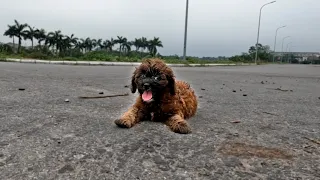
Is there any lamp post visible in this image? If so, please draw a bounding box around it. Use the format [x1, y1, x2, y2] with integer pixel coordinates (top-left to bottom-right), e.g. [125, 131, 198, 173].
[273, 25, 286, 63]
[286, 42, 293, 52]
[281, 36, 290, 62]
[286, 42, 293, 63]
[182, 0, 189, 61]
[254, 1, 276, 65]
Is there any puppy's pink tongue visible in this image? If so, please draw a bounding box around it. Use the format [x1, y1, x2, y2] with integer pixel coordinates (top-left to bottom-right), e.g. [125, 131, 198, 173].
[142, 90, 152, 101]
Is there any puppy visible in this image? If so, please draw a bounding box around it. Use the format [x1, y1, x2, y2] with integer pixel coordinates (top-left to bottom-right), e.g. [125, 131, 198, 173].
[114, 58, 198, 134]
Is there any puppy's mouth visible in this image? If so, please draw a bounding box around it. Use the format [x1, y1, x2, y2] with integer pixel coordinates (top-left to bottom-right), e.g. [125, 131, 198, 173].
[142, 90, 153, 103]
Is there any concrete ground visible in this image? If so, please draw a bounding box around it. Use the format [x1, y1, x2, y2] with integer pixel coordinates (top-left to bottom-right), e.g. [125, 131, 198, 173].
[0, 62, 319, 180]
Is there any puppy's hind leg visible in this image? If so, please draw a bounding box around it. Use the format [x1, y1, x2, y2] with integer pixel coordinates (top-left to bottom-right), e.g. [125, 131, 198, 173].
[114, 106, 141, 128]
[165, 114, 192, 134]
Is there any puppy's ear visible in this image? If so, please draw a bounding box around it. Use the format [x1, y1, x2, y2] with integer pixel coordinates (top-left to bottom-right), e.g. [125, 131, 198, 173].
[130, 68, 137, 93]
[167, 75, 176, 95]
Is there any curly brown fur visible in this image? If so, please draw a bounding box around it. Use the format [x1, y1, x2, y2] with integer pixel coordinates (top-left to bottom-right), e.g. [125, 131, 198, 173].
[114, 58, 198, 134]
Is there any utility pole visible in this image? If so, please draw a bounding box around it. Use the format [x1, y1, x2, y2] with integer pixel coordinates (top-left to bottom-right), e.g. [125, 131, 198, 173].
[182, 0, 189, 61]
[281, 36, 290, 62]
[272, 25, 286, 63]
[254, 1, 276, 64]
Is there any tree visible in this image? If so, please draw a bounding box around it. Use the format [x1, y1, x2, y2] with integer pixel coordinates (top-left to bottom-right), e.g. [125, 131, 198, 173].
[91, 39, 97, 50]
[96, 38, 104, 50]
[76, 38, 86, 53]
[45, 33, 55, 52]
[148, 37, 163, 57]
[140, 37, 148, 53]
[83, 37, 94, 52]
[3, 25, 16, 52]
[24, 25, 36, 49]
[62, 36, 72, 52]
[248, 43, 271, 61]
[122, 40, 132, 54]
[114, 36, 127, 56]
[132, 38, 142, 52]
[5, 20, 29, 53]
[47, 30, 64, 54]
[103, 38, 115, 52]
[65, 34, 78, 50]
[34, 28, 46, 47]
[2, 19, 166, 60]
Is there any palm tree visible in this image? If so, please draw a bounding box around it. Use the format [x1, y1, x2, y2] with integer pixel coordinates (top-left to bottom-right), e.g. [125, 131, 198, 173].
[45, 34, 55, 52]
[148, 37, 163, 57]
[95, 38, 106, 50]
[122, 40, 132, 54]
[75, 39, 86, 53]
[3, 25, 16, 52]
[3, 19, 166, 58]
[103, 38, 115, 52]
[24, 25, 36, 49]
[114, 36, 127, 56]
[91, 39, 97, 50]
[34, 28, 46, 47]
[8, 20, 28, 53]
[63, 35, 79, 56]
[132, 38, 142, 52]
[83, 37, 94, 52]
[47, 30, 64, 54]
[140, 37, 148, 52]
[102, 40, 108, 51]
[65, 34, 78, 49]
[61, 36, 72, 54]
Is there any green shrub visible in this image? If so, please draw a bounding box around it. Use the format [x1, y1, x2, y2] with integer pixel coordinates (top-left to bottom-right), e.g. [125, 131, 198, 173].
[25, 52, 50, 60]
[80, 51, 119, 61]
[0, 44, 13, 54]
[63, 57, 78, 61]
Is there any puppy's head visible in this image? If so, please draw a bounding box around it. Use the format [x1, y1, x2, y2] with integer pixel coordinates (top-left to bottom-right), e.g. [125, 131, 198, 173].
[130, 58, 176, 103]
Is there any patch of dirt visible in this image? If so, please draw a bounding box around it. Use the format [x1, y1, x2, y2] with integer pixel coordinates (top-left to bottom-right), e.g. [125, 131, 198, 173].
[217, 142, 294, 160]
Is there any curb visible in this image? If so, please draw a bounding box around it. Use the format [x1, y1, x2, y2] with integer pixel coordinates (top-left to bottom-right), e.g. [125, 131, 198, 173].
[1, 58, 243, 67]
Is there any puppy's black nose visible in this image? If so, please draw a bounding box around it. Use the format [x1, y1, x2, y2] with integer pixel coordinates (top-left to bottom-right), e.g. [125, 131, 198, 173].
[143, 83, 150, 89]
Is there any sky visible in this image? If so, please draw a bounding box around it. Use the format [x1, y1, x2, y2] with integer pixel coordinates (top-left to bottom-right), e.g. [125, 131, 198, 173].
[0, 0, 319, 57]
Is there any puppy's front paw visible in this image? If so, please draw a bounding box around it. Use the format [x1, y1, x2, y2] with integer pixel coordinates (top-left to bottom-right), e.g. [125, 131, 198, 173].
[170, 121, 192, 134]
[114, 119, 132, 128]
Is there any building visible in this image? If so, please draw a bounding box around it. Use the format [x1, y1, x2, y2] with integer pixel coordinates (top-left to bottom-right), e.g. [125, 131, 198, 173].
[273, 52, 320, 62]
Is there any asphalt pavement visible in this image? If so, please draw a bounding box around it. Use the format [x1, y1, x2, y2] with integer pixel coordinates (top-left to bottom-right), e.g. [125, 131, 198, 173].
[0, 62, 319, 180]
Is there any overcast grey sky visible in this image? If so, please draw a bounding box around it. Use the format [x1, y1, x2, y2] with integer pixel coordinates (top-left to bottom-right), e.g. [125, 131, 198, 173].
[0, 0, 319, 57]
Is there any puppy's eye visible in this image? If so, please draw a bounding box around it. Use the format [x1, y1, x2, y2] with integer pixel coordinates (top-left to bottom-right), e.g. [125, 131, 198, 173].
[154, 76, 160, 81]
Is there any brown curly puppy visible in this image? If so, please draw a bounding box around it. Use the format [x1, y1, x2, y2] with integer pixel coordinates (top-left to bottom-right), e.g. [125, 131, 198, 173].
[114, 58, 198, 134]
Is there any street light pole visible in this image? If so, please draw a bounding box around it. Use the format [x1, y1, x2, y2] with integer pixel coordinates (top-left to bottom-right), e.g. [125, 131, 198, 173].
[272, 25, 286, 63]
[286, 42, 292, 52]
[281, 36, 290, 62]
[182, 0, 189, 61]
[286, 42, 293, 63]
[254, 1, 276, 65]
